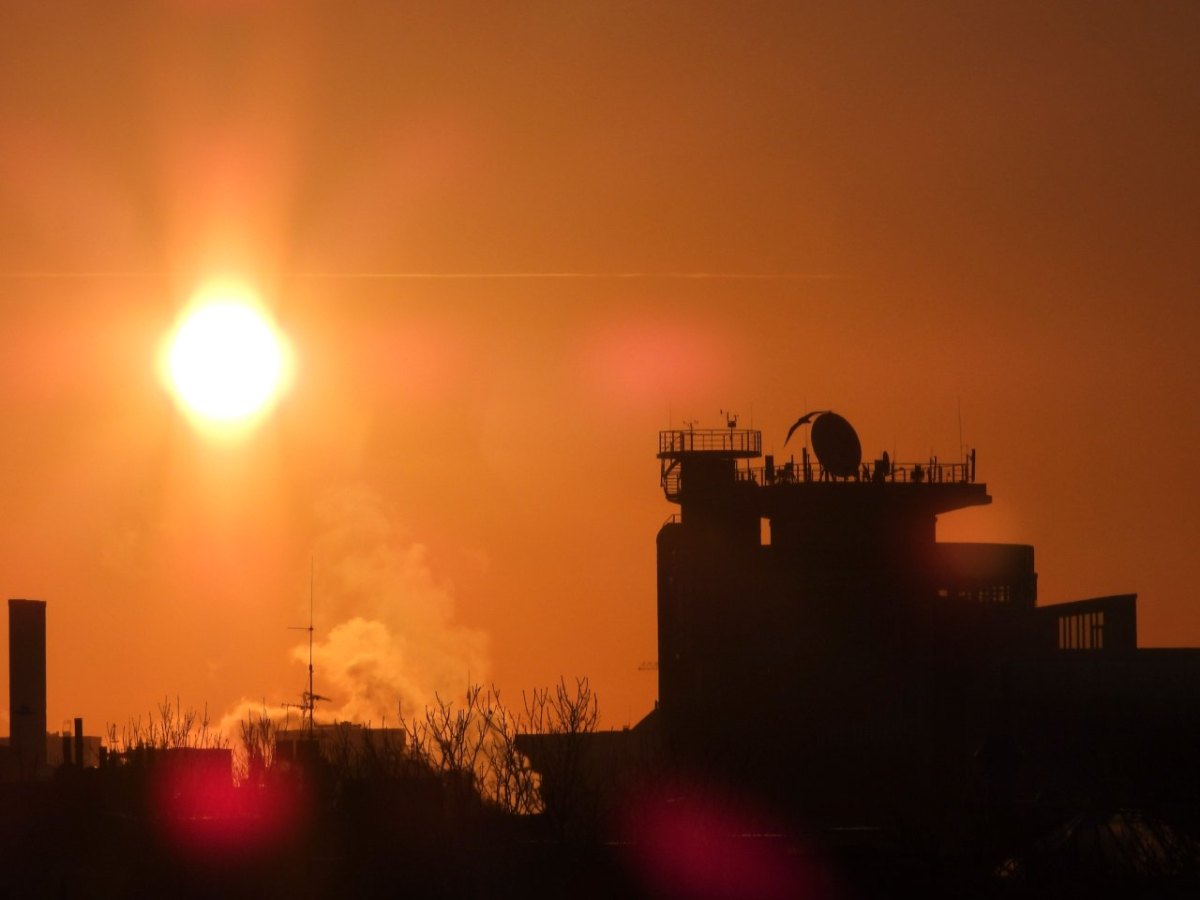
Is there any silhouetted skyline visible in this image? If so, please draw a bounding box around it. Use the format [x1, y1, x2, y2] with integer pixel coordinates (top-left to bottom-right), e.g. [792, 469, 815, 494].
[0, 3, 1195, 765]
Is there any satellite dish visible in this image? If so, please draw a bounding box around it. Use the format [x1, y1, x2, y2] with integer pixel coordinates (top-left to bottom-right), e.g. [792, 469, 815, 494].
[811, 412, 862, 478]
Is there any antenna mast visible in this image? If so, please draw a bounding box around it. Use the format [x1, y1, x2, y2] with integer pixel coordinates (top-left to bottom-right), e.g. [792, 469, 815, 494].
[289, 556, 329, 737]
[957, 396, 965, 465]
[307, 557, 314, 735]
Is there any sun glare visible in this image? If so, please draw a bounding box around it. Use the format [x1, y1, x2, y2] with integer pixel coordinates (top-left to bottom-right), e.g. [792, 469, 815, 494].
[165, 287, 290, 430]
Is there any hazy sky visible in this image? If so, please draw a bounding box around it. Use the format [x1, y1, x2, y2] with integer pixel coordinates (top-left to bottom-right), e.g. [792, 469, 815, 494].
[0, 3, 1196, 735]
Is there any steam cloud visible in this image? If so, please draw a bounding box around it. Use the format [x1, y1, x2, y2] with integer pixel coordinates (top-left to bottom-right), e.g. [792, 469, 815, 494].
[220, 485, 489, 741]
[302, 484, 490, 724]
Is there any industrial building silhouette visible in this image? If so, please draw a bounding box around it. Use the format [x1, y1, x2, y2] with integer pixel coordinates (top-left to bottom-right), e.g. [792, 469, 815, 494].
[2, 600, 104, 782]
[5, 600, 47, 781]
[2, 413, 1199, 894]
[650, 412, 1200, 843]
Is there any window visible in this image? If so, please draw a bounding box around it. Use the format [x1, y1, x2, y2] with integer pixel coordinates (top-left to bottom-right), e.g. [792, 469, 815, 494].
[1058, 610, 1105, 650]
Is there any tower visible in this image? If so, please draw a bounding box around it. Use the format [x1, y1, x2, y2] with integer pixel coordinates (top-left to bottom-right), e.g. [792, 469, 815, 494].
[655, 413, 1015, 824]
[9, 599, 47, 780]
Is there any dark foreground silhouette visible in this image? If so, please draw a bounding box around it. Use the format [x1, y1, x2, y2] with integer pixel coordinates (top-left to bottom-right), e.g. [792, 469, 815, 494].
[3, 749, 1199, 899]
[6, 412, 1200, 898]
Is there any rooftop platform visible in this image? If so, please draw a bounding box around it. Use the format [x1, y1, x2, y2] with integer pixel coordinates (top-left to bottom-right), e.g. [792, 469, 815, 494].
[740, 454, 974, 487]
[658, 428, 761, 459]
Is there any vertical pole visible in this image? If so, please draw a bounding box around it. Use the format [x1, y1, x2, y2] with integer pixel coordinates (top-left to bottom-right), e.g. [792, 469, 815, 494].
[957, 396, 964, 465]
[308, 556, 314, 736]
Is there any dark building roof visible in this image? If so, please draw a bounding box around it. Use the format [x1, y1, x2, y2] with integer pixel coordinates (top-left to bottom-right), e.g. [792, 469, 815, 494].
[651, 416, 1200, 839]
[516, 412, 1200, 889]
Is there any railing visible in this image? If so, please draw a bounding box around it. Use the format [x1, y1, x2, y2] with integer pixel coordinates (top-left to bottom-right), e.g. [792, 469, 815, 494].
[659, 429, 761, 457]
[735, 453, 976, 486]
[662, 465, 682, 500]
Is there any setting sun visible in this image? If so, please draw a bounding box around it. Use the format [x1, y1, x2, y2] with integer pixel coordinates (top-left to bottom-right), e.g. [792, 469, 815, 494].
[165, 288, 290, 428]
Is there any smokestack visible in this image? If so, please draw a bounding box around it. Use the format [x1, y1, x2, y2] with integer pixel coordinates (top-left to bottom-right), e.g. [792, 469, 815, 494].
[9, 600, 47, 780]
[74, 718, 84, 768]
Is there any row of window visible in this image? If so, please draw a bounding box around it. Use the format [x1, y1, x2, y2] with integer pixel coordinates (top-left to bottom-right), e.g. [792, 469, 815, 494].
[1058, 610, 1105, 650]
[937, 585, 1016, 604]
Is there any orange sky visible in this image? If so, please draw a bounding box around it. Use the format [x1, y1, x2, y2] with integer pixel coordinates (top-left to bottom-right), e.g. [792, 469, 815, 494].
[0, 4, 1196, 736]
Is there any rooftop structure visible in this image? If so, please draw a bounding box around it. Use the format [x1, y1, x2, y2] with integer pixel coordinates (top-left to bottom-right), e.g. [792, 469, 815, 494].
[653, 411, 1200, 837]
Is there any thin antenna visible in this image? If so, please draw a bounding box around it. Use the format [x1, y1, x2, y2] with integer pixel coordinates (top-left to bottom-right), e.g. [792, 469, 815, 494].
[289, 555, 329, 737]
[308, 557, 314, 734]
[804, 400, 810, 455]
[957, 396, 964, 464]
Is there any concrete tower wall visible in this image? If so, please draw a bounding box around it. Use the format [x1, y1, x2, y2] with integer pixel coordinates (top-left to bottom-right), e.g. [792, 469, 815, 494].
[9, 599, 46, 780]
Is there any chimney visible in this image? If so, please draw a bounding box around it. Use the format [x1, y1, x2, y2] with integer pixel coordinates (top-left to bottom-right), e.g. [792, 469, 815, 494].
[9, 600, 47, 780]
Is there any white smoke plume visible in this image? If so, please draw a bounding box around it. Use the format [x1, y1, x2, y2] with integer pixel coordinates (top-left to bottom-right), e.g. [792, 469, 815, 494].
[299, 484, 489, 725]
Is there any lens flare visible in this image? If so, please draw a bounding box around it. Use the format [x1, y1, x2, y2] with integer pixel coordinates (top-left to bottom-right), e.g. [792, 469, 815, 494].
[165, 286, 290, 429]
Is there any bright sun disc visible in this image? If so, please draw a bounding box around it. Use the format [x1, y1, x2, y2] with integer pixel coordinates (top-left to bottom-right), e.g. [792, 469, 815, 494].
[166, 296, 289, 426]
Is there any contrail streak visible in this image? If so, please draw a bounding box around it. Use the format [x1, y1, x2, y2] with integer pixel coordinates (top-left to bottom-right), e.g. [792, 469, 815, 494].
[0, 272, 164, 278]
[284, 271, 843, 280]
[0, 271, 845, 281]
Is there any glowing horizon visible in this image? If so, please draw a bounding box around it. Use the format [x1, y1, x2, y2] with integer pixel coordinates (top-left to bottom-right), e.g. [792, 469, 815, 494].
[0, 3, 1193, 747]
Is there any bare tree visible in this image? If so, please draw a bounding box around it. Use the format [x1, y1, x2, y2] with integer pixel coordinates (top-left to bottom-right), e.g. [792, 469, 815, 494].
[521, 677, 600, 838]
[107, 697, 229, 754]
[407, 685, 497, 789]
[481, 690, 541, 816]
[404, 684, 549, 815]
[238, 706, 277, 785]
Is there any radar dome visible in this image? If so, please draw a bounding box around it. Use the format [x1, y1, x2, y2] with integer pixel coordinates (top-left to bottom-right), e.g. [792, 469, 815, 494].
[811, 412, 862, 478]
